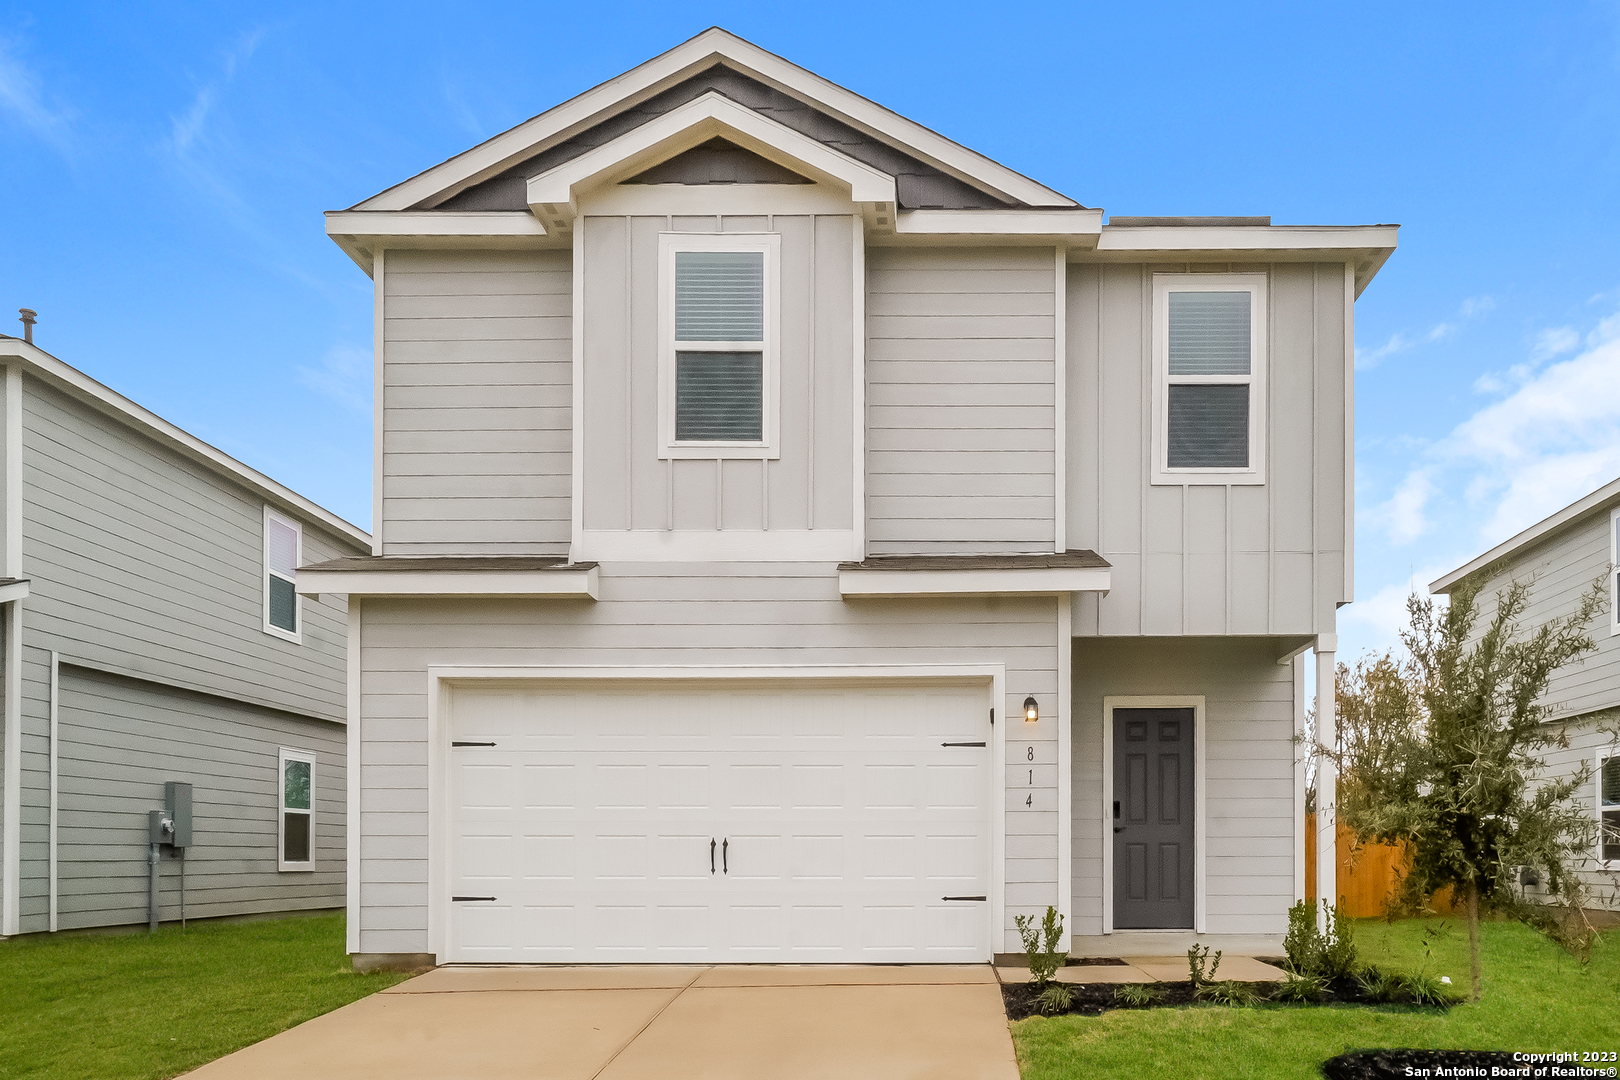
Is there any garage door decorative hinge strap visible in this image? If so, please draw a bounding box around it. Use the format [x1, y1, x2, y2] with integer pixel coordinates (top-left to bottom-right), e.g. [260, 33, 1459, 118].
[941, 741, 986, 747]
[451, 895, 497, 902]
[452, 741, 496, 747]
[941, 895, 987, 901]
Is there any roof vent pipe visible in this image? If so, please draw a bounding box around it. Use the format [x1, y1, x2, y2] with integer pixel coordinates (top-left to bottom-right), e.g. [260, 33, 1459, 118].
[18, 309, 36, 344]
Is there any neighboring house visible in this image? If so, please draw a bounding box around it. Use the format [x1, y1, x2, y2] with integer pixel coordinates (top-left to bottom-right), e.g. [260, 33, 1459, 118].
[303, 28, 1397, 969]
[1431, 478, 1620, 911]
[0, 332, 371, 937]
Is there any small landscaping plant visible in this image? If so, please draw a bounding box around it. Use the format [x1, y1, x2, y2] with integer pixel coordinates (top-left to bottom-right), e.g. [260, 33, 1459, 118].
[1354, 965, 1400, 1003]
[1282, 898, 1357, 978]
[1112, 982, 1163, 1007]
[1283, 899, 1324, 975]
[1186, 944, 1222, 988]
[1200, 979, 1259, 1006]
[1320, 900, 1358, 978]
[1397, 970, 1454, 1006]
[1014, 905, 1068, 988]
[1035, 982, 1076, 1015]
[1273, 970, 1328, 1003]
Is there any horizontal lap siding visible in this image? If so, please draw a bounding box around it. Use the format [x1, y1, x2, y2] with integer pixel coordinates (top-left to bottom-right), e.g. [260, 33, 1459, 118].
[54, 669, 345, 929]
[383, 250, 572, 556]
[867, 248, 1055, 554]
[1070, 637, 1297, 937]
[1068, 263, 1347, 637]
[1542, 715, 1620, 908]
[356, 569, 1060, 955]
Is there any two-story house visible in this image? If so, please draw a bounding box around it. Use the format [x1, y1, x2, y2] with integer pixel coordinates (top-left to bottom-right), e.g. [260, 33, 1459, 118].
[0, 331, 370, 937]
[1431, 477, 1620, 912]
[302, 29, 1397, 970]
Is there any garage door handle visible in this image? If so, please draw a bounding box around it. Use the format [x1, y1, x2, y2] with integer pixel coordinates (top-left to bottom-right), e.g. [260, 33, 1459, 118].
[710, 838, 716, 875]
[452, 896, 497, 902]
[722, 838, 728, 874]
[942, 741, 986, 747]
[942, 895, 987, 902]
[452, 742, 496, 748]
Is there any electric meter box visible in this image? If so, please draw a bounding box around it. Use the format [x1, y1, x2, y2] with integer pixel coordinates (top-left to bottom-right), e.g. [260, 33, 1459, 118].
[164, 781, 193, 849]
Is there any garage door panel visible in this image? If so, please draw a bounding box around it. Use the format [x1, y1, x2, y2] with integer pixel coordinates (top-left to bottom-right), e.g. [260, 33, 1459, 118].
[448, 680, 990, 963]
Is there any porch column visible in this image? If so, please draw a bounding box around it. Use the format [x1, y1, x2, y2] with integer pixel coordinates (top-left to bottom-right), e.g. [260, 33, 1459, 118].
[1314, 639, 1337, 926]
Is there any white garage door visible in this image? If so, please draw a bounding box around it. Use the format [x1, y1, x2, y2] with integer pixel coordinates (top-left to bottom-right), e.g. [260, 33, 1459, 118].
[446, 679, 992, 964]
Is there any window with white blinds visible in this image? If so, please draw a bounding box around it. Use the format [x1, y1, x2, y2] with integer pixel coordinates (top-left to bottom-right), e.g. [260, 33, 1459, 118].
[660, 234, 780, 459]
[1601, 752, 1620, 864]
[263, 507, 302, 642]
[1152, 274, 1267, 484]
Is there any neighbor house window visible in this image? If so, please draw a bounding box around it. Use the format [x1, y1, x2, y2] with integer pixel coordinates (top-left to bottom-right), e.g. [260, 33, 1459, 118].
[659, 233, 780, 459]
[1152, 273, 1267, 485]
[1601, 751, 1620, 865]
[278, 748, 315, 871]
[263, 507, 302, 643]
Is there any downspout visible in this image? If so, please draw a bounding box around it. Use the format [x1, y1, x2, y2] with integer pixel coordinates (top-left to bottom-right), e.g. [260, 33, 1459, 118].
[1, 364, 21, 938]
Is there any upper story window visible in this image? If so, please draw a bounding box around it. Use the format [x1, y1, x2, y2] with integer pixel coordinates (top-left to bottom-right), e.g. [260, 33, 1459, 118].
[659, 232, 780, 460]
[1151, 273, 1267, 485]
[263, 507, 302, 643]
[278, 747, 315, 871]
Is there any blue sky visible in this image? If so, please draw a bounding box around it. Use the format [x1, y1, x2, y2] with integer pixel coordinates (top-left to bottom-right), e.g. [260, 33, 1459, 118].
[3, 2, 1619, 660]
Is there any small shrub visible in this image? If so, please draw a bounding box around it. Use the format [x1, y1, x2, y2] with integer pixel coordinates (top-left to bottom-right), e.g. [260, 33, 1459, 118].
[1397, 971, 1456, 1006]
[1187, 944, 1222, 987]
[1199, 979, 1259, 1006]
[1321, 900, 1358, 978]
[1273, 970, 1328, 1003]
[1013, 906, 1068, 987]
[1035, 981, 1075, 1015]
[1283, 899, 1324, 975]
[1113, 983, 1163, 1007]
[1355, 966, 1400, 1004]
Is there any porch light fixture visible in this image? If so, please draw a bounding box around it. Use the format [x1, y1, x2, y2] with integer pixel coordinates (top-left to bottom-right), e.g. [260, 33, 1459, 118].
[1023, 696, 1039, 723]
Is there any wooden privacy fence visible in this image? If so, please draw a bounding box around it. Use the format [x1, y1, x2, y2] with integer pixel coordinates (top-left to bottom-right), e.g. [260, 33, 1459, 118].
[1305, 813, 1454, 917]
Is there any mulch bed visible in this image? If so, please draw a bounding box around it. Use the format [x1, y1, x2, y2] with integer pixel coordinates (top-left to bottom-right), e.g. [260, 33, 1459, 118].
[1000, 973, 1456, 1021]
[1322, 1050, 1521, 1079]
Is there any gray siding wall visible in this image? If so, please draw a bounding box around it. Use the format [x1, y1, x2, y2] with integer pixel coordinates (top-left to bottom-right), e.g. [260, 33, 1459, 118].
[53, 668, 345, 929]
[579, 214, 855, 534]
[1071, 637, 1299, 936]
[14, 376, 361, 932]
[1543, 713, 1620, 908]
[1466, 511, 1620, 721]
[866, 247, 1056, 554]
[355, 572, 1062, 955]
[382, 249, 573, 556]
[1068, 262, 1349, 636]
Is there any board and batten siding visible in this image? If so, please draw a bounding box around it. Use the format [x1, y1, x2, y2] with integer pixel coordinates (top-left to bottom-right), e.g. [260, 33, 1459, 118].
[1071, 637, 1298, 936]
[1067, 262, 1349, 636]
[355, 569, 1063, 955]
[578, 214, 855, 534]
[866, 247, 1056, 554]
[382, 249, 573, 556]
[51, 668, 345, 929]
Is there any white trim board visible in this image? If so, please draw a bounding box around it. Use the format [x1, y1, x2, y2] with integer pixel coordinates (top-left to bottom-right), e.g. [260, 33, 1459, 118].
[1432, 478, 1620, 594]
[1099, 695, 1207, 935]
[354, 28, 1075, 213]
[422, 662, 1008, 965]
[297, 566, 599, 600]
[345, 601, 362, 955]
[839, 567, 1110, 598]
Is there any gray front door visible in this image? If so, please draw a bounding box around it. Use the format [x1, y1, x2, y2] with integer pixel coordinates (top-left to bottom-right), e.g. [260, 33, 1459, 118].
[1112, 707, 1195, 929]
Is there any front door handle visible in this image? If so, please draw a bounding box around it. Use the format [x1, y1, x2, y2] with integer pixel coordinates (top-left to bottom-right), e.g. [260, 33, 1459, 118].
[722, 838, 728, 874]
[710, 838, 716, 874]
[1113, 826, 1127, 834]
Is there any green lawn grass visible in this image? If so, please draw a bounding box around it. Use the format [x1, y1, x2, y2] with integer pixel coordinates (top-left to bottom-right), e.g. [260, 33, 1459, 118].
[0, 912, 406, 1080]
[1013, 918, 1620, 1079]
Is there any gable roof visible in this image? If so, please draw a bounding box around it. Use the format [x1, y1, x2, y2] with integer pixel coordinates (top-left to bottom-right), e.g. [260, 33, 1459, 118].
[354, 27, 1078, 214]
[1430, 475, 1620, 594]
[0, 335, 371, 550]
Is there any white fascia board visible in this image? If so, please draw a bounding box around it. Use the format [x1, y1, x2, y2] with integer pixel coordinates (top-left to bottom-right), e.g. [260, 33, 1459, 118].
[0, 339, 371, 550]
[1431, 477, 1620, 594]
[0, 580, 28, 605]
[895, 208, 1104, 241]
[296, 566, 600, 600]
[356, 29, 1073, 213]
[527, 92, 896, 217]
[1097, 223, 1399, 253]
[839, 566, 1111, 598]
[325, 210, 550, 239]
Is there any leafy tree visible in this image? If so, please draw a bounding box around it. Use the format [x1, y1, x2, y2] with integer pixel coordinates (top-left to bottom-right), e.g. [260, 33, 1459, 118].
[1341, 576, 1608, 1001]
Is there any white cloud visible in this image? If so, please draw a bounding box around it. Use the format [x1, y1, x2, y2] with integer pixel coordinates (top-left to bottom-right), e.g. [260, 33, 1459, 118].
[1355, 296, 1493, 370]
[1339, 562, 1455, 659]
[166, 28, 264, 160]
[1356, 331, 1415, 369]
[0, 35, 73, 148]
[297, 345, 371, 413]
[1530, 325, 1580, 363]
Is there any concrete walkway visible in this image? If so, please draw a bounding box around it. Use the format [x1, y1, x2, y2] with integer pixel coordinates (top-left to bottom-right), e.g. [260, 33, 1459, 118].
[181, 965, 1020, 1080]
[994, 954, 1287, 984]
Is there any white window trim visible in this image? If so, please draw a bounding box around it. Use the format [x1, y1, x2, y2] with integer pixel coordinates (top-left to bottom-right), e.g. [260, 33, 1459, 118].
[1609, 508, 1619, 637]
[657, 231, 782, 460]
[1100, 695, 1206, 934]
[1151, 273, 1268, 486]
[278, 747, 316, 873]
[263, 506, 303, 644]
[1599, 747, 1620, 869]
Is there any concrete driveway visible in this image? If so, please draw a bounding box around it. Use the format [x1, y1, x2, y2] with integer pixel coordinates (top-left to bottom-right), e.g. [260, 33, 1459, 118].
[182, 965, 1020, 1080]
